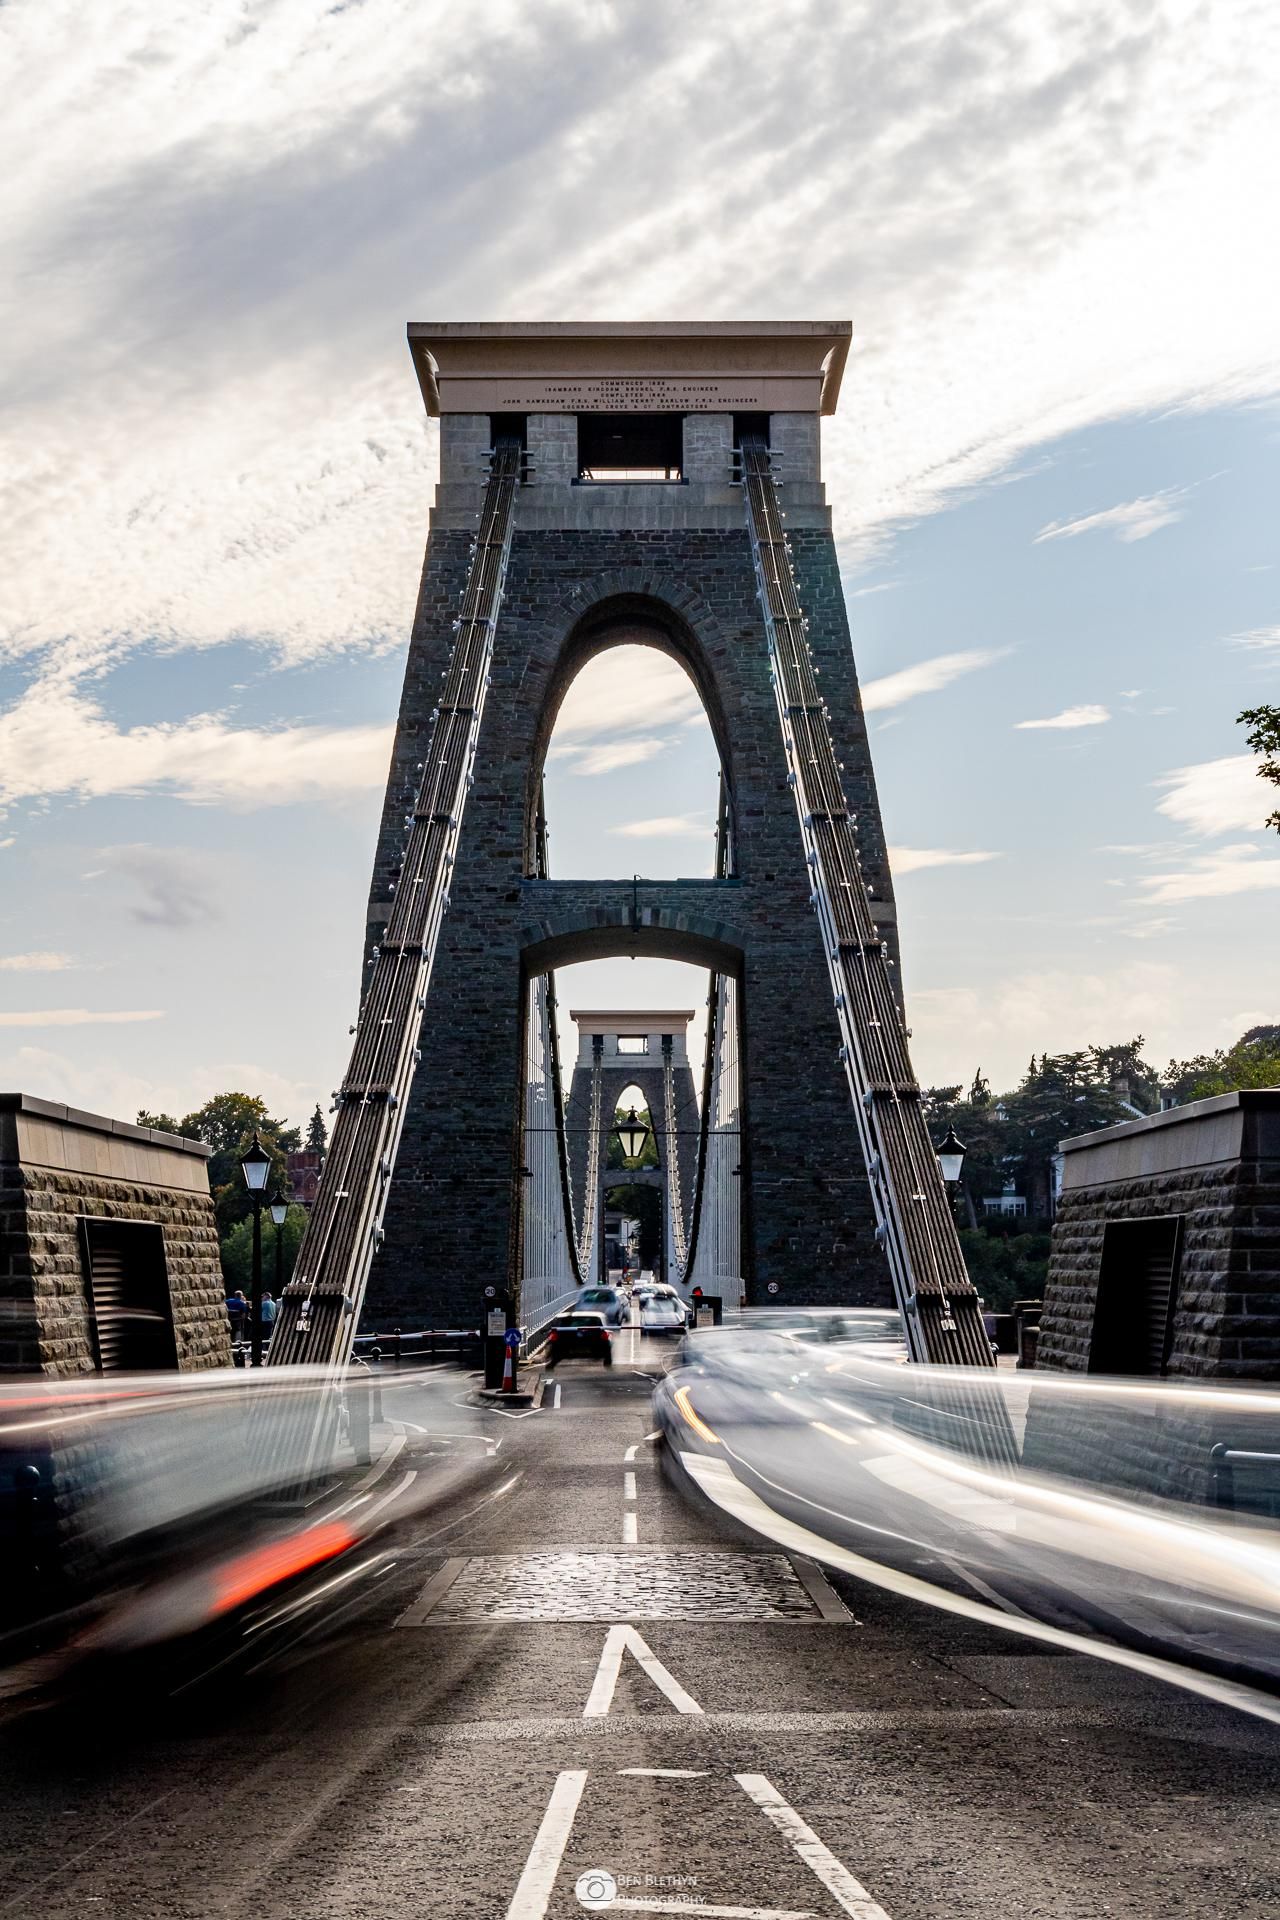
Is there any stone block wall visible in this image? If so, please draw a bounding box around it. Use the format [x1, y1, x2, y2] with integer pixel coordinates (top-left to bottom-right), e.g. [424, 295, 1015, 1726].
[1, 1095, 230, 1376]
[1038, 1094, 1280, 1380]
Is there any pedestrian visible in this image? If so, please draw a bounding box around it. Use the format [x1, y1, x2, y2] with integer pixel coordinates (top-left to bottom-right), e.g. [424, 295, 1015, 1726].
[225, 1289, 247, 1341]
[260, 1291, 278, 1332]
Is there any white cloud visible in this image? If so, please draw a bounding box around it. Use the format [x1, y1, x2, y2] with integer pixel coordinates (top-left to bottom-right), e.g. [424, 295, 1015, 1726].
[1155, 754, 1270, 835]
[558, 738, 668, 776]
[1228, 626, 1280, 652]
[1138, 844, 1280, 905]
[861, 649, 1006, 714]
[609, 815, 711, 840]
[1015, 704, 1111, 730]
[552, 651, 706, 742]
[0, 952, 75, 972]
[1, 1, 1277, 681]
[850, 581, 901, 599]
[0, 1009, 165, 1028]
[0, 837, 15, 851]
[1033, 489, 1189, 545]
[0, 680, 391, 809]
[889, 847, 1001, 874]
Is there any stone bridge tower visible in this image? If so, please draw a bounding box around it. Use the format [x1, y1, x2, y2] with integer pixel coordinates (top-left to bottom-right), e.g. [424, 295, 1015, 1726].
[564, 1010, 700, 1289]
[360, 322, 901, 1330]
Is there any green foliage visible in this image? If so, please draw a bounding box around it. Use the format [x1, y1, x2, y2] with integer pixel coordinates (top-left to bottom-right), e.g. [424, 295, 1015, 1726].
[135, 1109, 192, 1137]
[1164, 1027, 1280, 1104]
[306, 1103, 328, 1153]
[606, 1182, 662, 1265]
[957, 1226, 1051, 1313]
[1239, 704, 1280, 832]
[176, 1091, 298, 1236]
[219, 1203, 308, 1292]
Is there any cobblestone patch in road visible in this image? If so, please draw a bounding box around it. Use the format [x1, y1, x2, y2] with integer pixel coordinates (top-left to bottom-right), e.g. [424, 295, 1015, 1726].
[418, 1549, 821, 1621]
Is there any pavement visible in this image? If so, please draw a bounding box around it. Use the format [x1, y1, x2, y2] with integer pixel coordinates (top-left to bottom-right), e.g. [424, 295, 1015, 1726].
[2, 1322, 1280, 1918]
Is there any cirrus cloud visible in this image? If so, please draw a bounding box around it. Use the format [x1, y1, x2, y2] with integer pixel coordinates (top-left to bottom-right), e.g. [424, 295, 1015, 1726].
[1016, 704, 1111, 731]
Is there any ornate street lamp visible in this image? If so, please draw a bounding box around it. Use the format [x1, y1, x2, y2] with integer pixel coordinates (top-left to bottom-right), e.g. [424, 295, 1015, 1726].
[240, 1133, 272, 1367]
[613, 1105, 651, 1166]
[936, 1125, 966, 1186]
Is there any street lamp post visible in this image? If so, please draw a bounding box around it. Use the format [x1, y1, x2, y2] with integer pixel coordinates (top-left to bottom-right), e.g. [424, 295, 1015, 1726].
[269, 1185, 288, 1353]
[935, 1125, 966, 1221]
[240, 1132, 272, 1367]
[613, 1105, 651, 1166]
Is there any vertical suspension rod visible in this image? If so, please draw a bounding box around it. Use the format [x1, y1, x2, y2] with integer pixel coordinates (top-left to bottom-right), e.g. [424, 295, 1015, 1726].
[738, 436, 992, 1368]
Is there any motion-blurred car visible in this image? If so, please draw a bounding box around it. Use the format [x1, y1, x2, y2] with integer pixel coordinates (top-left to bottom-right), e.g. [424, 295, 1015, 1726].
[0, 1365, 496, 1705]
[638, 1290, 687, 1336]
[577, 1286, 629, 1326]
[545, 1311, 614, 1368]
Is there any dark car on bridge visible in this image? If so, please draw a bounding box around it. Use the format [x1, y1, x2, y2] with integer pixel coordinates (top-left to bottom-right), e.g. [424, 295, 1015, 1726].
[545, 1311, 614, 1368]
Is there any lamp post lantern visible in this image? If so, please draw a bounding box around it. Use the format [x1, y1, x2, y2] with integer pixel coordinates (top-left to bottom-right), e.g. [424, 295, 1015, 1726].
[240, 1132, 272, 1367]
[613, 1105, 651, 1166]
[935, 1125, 966, 1224]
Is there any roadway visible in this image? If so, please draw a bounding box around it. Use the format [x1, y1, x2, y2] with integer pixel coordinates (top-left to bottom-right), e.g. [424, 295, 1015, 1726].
[3, 1326, 1279, 1919]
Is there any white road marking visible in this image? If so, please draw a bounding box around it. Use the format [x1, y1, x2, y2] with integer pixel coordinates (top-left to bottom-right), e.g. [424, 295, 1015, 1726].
[623, 1471, 637, 1500]
[616, 1768, 709, 1778]
[622, 1509, 638, 1544]
[788, 1554, 856, 1624]
[583, 1625, 704, 1717]
[350, 1430, 406, 1493]
[645, 1430, 661, 1441]
[734, 1773, 893, 1920]
[396, 1555, 468, 1626]
[504, 1768, 588, 1920]
[553, 1381, 562, 1409]
[361, 1468, 418, 1526]
[624, 1443, 639, 1462]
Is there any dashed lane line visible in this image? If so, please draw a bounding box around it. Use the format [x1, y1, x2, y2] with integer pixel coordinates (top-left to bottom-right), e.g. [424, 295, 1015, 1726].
[624, 1471, 637, 1501]
[622, 1510, 638, 1544]
[624, 1443, 639, 1462]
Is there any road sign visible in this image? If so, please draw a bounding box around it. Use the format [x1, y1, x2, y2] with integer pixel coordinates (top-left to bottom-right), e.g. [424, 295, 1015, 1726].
[696, 1307, 714, 1328]
[483, 1284, 497, 1299]
[486, 1309, 506, 1336]
[767, 1282, 780, 1295]
[505, 1326, 522, 1348]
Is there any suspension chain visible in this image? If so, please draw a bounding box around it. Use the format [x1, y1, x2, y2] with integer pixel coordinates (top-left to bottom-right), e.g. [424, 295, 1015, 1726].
[738, 436, 992, 1367]
[270, 437, 524, 1369]
[662, 1036, 689, 1278]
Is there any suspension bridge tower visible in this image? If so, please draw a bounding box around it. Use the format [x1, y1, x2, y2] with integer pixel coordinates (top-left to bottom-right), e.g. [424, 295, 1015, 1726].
[276, 321, 992, 1368]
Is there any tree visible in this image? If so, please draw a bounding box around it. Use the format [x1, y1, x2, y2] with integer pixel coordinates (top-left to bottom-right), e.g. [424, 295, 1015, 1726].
[1239, 705, 1280, 832]
[219, 1202, 308, 1292]
[135, 1109, 194, 1137]
[178, 1091, 299, 1237]
[1165, 1028, 1280, 1104]
[306, 1103, 328, 1153]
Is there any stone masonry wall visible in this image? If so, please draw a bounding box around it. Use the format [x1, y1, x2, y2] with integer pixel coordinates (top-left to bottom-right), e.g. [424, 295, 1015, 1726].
[1038, 1158, 1280, 1379]
[1, 1166, 230, 1375]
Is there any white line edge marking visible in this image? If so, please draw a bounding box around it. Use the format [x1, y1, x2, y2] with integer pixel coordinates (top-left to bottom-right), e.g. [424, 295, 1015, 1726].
[583, 1625, 703, 1717]
[624, 1443, 639, 1462]
[622, 1509, 638, 1544]
[623, 1471, 637, 1500]
[735, 1773, 892, 1920]
[362, 1468, 418, 1526]
[553, 1381, 562, 1409]
[645, 1429, 661, 1441]
[504, 1768, 588, 1919]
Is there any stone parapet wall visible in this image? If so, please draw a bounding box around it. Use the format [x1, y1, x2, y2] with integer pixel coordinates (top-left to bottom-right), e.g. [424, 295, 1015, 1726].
[1040, 1158, 1280, 1379]
[1, 1097, 230, 1376]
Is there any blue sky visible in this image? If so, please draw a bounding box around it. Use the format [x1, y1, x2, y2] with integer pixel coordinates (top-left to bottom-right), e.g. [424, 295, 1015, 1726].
[2, 0, 1278, 1129]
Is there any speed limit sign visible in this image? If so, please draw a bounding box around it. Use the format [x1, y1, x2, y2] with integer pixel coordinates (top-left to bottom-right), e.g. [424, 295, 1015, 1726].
[767, 1281, 780, 1295]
